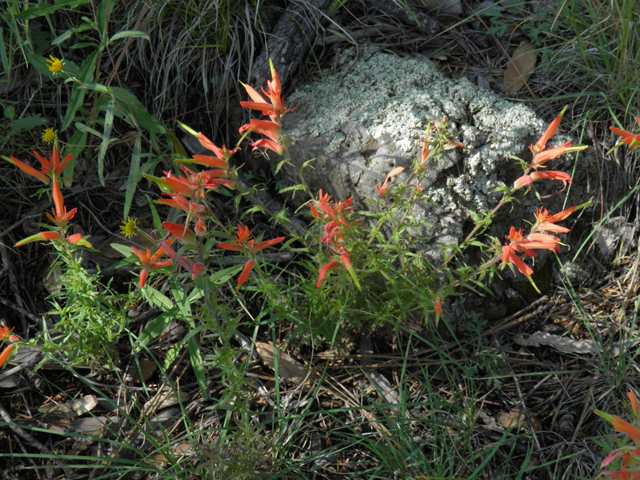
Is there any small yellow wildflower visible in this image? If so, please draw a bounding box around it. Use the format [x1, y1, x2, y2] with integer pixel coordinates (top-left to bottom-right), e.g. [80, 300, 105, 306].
[46, 56, 63, 74]
[120, 218, 137, 238]
[41, 129, 56, 143]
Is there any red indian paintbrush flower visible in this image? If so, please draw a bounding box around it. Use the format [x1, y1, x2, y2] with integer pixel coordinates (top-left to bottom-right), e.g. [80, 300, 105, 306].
[46, 176, 77, 227]
[163, 222, 198, 245]
[0, 323, 20, 369]
[500, 226, 562, 278]
[239, 60, 297, 156]
[309, 190, 361, 291]
[131, 240, 175, 288]
[610, 117, 640, 150]
[2, 144, 72, 184]
[534, 206, 575, 234]
[238, 119, 284, 155]
[594, 396, 640, 479]
[376, 166, 404, 198]
[218, 225, 285, 288]
[514, 171, 573, 192]
[525, 107, 587, 170]
[240, 59, 295, 122]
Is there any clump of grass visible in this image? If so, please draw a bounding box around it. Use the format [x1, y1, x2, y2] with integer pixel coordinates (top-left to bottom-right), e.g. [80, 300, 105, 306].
[530, 0, 640, 123]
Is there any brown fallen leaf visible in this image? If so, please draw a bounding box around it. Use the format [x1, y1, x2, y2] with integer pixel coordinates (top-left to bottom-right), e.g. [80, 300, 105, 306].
[504, 41, 537, 94]
[254, 342, 314, 384]
[497, 410, 541, 431]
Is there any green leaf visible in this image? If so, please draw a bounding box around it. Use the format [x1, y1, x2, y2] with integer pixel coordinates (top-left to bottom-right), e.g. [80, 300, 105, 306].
[63, 129, 87, 185]
[136, 309, 178, 352]
[122, 136, 142, 220]
[146, 195, 163, 231]
[5, 115, 47, 139]
[52, 23, 94, 46]
[62, 51, 98, 131]
[97, 99, 116, 186]
[275, 159, 288, 175]
[14, 0, 91, 20]
[171, 280, 192, 318]
[108, 243, 135, 257]
[108, 30, 150, 44]
[75, 121, 104, 139]
[163, 341, 186, 370]
[188, 335, 207, 398]
[3, 105, 15, 120]
[0, 29, 9, 79]
[110, 87, 165, 134]
[141, 285, 175, 311]
[278, 184, 305, 195]
[209, 266, 243, 285]
[96, 0, 112, 43]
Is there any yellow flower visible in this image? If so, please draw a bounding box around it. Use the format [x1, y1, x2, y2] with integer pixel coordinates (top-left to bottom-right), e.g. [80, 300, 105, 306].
[120, 217, 137, 238]
[41, 129, 56, 143]
[46, 56, 63, 74]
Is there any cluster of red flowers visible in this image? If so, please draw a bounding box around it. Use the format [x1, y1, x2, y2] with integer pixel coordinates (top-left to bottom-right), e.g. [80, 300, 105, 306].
[499, 111, 585, 279]
[309, 190, 361, 290]
[0, 323, 20, 368]
[594, 392, 640, 479]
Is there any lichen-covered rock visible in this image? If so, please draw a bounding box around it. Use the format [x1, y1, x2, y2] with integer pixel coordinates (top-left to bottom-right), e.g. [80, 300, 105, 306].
[278, 47, 598, 262]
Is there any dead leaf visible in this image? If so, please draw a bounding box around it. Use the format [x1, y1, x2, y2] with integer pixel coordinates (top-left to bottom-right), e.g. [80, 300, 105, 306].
[133, 358, 158, 383]
[143, 391, 191, 416]
[513, 332, 619, 355]
[254, 342, 313, 384]
[497, 410, 541, 430]
[65, 395, 98, 416]
[504, 41, 537, 94]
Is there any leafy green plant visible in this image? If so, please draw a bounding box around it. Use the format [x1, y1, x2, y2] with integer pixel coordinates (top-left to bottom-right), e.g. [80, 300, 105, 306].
[7, 43, 636, 477]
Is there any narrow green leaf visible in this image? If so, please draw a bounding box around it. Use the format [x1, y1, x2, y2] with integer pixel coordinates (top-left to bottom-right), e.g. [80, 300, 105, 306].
[62, 51, 97, 131]
[0, 29, 9, 78]
[278, 184, 305, 195]
[136, 309, 178, 352]
[122, 136, 142, 220]
[188, 336, 207, 398]
[6, 115, 47, 138]
[163, 341, 186, 370]
[108, 30, 150, 44]
[96, 0, 112, 43]
[141, 285, 175, 311]
[275, 159, 287, 175]
[97, 99, 116, 186]
[74, 121, 104, 139]
[63, 129, 87, 185]
[108, 243, 134, 257]
[209, 265, 243, 285]
[146, 194, 163, 230]
[14, 0, 91, 20]
[110, 87, 165, 134]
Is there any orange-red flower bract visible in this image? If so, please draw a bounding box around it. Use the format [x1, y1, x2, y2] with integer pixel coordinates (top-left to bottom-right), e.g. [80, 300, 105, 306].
[0, 345, 16, 368]
[131, 242, 174, 288]
[237, 260, 255, 288]
[46, 177, 77, 227]
[611, 117, 640, 150]
[218, 225, 285, 288]
[3, 144, 72, 184]
[534, 206, 575, 233]
[317, 261, 341, 289]
[531, 141, 572, 168]
[630, 392, 640, 416]
[530, 110, 564, 155]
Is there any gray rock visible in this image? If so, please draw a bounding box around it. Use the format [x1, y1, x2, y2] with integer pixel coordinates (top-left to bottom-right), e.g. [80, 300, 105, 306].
[273, 47, 599, 258]
[595, 216, 637, 258]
